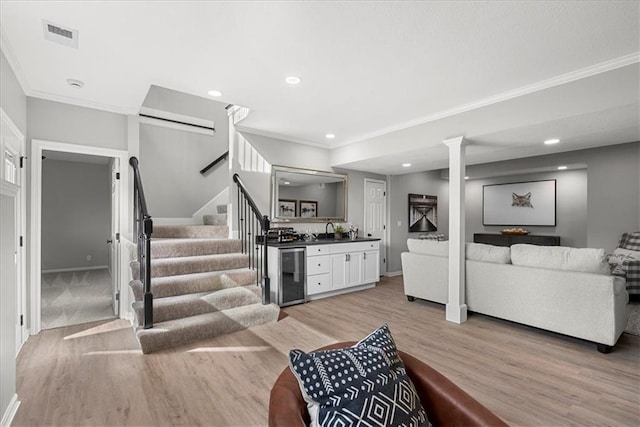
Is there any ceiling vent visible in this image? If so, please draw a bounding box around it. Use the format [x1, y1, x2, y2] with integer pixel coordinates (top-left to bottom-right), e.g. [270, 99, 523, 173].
[42, 20, 78, 48]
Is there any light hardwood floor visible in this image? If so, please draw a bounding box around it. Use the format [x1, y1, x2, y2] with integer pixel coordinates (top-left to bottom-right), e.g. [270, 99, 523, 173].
[14, 276, 640, 426]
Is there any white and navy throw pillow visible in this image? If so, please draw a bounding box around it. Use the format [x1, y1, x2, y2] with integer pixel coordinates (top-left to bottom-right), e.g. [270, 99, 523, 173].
[288, 324, 430, 427]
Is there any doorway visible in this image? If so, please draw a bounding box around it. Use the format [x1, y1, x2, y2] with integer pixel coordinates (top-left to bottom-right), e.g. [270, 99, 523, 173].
[30, 140, 127, 334]
[364, 178, 387, 276]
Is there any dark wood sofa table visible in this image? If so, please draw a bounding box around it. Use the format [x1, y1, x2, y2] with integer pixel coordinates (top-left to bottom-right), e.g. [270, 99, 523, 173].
[474, 233, 560, 247]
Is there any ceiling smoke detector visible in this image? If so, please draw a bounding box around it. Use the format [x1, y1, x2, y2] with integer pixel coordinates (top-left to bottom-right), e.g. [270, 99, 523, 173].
[66, 78, 84, 89]
[43, 20, 79, 48]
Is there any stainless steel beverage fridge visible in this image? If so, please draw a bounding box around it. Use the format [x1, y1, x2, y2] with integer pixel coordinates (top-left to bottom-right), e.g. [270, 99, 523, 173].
[278, 247, 306, 306]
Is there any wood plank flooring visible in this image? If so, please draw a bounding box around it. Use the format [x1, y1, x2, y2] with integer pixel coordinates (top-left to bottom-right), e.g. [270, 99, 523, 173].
[13, 276, 640, 426]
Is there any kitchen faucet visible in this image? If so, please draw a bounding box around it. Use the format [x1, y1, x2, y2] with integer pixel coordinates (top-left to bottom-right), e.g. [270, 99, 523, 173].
[325, 222, 335, 239]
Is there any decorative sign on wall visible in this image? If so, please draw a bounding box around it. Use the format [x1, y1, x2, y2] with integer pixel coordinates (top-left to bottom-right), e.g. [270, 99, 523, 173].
[408, 194, 438, 232]
[483, 180, 556, 226]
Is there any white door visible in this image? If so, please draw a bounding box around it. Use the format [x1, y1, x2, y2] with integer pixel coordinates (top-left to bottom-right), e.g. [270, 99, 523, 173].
[109, 158, 120, 316]
[364, 179, 387, 275]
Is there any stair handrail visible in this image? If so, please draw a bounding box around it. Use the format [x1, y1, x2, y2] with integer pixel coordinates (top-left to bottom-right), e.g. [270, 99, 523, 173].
[232, 173, 271, 304]
[200, 151, 229, 175]
[129, 156, 153, 329]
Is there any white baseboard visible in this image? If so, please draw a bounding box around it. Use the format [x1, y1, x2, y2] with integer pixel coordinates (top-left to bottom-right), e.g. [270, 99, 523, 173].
[42, 265, 109, 274]
[385, 271, 403, 277]
[0, 394, 20, 427]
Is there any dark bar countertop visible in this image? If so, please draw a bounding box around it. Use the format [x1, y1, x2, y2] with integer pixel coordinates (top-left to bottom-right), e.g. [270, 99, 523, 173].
[264, 237, 380, 248]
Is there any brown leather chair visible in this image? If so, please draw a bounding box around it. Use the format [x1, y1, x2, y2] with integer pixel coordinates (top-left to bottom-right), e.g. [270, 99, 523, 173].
[269, 342, 507, 427]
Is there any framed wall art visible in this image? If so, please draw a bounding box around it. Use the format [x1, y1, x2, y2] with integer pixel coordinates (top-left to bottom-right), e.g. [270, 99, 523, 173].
[483, 180, 556, 226]
[278, 199, 297, 217]
[299, 200, 318, 218]
[408, 193, 438, 232]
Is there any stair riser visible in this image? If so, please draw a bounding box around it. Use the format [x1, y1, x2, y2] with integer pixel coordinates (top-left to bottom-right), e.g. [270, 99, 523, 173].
[151, 254, 249, 278]
[132, 287, 261, 323]
[151, 239, 242, 259]
[129, 270, 258, 301]
[153, 225, 228, 239]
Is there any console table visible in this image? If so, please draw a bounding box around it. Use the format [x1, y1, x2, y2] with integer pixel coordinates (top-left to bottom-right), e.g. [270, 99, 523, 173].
[473, 233, 560, 247]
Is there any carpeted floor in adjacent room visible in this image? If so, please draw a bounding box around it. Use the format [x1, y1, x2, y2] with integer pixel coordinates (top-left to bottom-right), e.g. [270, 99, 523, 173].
[41, 268, 116, 329]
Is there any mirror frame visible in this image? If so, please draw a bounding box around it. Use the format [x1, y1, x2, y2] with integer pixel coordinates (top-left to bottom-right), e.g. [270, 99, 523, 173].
[271, 165, 348, 223]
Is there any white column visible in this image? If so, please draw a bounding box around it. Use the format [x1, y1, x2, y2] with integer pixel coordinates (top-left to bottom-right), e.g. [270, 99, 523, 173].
[443, 136, 468, 324]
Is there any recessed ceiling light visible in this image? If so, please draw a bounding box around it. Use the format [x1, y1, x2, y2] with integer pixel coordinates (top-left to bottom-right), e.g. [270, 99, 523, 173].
[66, 78, 84, 88]
[207, 89, 222, 97]
[325, 133, 335, 139]
[465, 176, 470, 180]
[285, 76, 301, 85]
[402, 163, 411, 168]
[557, 166, 568, 170]
[544, 138, 560, 145]
[284, 181, 290, 185]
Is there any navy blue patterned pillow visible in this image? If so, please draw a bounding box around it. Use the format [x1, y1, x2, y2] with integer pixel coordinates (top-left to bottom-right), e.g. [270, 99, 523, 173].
[289, 324, 430, 427]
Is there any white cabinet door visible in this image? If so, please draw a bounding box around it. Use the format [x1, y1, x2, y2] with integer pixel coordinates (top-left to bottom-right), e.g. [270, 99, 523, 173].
[330, 253, 347, 289]
[363, 251, 379, 284]
[346, 252, 363, 287]
[331, 252, 363, 289]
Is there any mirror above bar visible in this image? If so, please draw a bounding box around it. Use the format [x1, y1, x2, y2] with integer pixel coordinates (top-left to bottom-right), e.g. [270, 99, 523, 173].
[271, 165, 347, 223]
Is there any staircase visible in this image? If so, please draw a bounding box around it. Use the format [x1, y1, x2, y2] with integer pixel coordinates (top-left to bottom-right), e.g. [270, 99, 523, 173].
[129, 224, 279, 354]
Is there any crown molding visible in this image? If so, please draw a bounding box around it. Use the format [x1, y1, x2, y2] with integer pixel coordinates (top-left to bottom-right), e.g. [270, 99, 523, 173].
[333, 52, 640, 149]
[1, 27, 30, 96]
[28, 89, 137, 115]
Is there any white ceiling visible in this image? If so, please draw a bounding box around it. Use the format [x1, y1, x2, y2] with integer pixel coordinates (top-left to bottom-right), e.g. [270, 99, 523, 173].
[1, 1, 638, 175]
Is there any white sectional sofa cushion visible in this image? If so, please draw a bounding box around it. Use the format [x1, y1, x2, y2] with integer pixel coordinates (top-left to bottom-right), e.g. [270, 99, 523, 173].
[465, 243, 511, 264]
[407, 239, 448, 257]
[510, 244, 610, 274]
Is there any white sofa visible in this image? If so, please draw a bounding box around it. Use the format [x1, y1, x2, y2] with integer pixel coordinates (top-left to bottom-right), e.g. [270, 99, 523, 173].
[401, 239, 629, 353]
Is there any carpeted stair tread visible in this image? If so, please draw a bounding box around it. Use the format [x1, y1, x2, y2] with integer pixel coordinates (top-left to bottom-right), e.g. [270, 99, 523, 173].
[136, 303, 280, 354]
[130, 268, 258, 300]
[153, 225, 228, 239]
[151, 238, 241, 259]
[151, 253, 249, 278]
[133, 287, 262, 323]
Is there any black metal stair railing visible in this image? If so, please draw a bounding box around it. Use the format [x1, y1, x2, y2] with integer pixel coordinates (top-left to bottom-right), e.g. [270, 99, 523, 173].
[129, 156, 154, 328]
[232, 173, 270, 304]
[200, 151, 229, 175]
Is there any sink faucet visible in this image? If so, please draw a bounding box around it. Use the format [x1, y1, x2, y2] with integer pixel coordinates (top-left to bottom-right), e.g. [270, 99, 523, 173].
[325, 222, 335, 239]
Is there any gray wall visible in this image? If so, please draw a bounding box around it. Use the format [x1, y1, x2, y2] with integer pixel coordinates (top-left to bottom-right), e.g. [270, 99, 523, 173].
[139, 86, 230, 218]
[41, 159, 110, 271]
[233, 131, 385, 234]
[1, 50, 27, 135]
[466, 169, 587, 247]
[139, 123, 227, 218]
[464, 142, 639, 250]
[27, 98, 127, 150]
[388, 142, 640, 273]
[388, 170, 449, 272]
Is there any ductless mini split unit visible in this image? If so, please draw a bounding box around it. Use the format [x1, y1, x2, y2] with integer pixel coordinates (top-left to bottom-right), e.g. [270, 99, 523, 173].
[42, 20, 78, 48]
